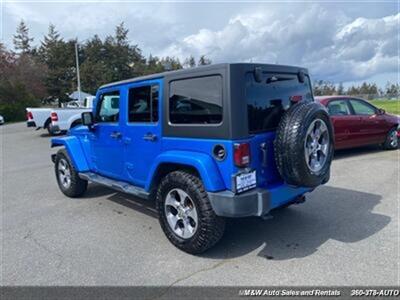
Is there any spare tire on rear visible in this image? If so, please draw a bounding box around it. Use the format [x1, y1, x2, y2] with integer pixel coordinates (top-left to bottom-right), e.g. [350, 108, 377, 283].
[274, 101, 334, 188]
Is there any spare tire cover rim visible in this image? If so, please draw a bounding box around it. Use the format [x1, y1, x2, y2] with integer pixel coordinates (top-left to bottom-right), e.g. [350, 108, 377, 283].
[304, 118, 329, 173]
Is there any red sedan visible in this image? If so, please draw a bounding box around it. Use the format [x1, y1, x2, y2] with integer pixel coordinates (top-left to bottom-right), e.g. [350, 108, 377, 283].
[315, 96, 399, 150]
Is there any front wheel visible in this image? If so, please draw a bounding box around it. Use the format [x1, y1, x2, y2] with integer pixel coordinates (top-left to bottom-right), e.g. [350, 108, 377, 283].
[383, 128, 398, 150]
[156, 171, 225, 254]
[55, 149, 88, 197]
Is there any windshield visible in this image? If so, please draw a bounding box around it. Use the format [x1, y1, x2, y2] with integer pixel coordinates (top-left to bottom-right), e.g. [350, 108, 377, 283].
[246, 72, 313, 133]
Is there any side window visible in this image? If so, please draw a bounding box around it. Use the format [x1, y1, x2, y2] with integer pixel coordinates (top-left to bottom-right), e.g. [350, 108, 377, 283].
[350, 99, 376, 115]
[128, 85, 159, 123]
[96, 91, 120, 123]
[169, 75, 222, 124]
[327, 100, 351, 116]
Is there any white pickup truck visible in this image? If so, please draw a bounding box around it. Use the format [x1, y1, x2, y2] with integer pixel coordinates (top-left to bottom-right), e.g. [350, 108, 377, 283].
[26, 96, 94, 135]
[49, 96, 95, 135]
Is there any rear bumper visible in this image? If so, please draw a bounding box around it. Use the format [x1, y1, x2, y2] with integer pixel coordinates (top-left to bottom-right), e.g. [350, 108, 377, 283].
[27, 121, 36, 127]
[208, 185, 311, 218]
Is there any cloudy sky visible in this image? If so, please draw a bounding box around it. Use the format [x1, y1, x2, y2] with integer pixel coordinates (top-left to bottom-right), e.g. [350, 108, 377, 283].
[1, 1, 399, 86]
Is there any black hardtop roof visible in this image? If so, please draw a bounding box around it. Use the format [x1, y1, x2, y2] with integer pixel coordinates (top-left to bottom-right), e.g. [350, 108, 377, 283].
[99, 62, 308, 90]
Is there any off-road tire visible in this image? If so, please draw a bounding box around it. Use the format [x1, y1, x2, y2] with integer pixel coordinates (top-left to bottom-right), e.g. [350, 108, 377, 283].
[54, 149, 88, 197]
[383, 127, 398, 150]
[274, 101, 334, 188]
[156, 171, 225, 254]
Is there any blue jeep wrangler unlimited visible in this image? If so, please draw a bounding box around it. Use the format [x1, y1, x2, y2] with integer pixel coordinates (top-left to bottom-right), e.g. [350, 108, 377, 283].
[51, 63, 334, 254]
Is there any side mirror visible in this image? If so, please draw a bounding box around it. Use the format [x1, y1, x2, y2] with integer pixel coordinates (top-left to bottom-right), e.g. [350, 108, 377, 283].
[82, 112, 94, 128]
[377, 108, 385, 115]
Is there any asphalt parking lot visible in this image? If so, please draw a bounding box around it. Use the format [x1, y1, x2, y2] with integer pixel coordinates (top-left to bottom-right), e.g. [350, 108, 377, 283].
[1, 122, 399, 286]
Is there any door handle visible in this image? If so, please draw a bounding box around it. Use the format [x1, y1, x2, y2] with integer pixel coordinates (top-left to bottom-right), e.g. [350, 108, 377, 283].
[110, 131, 122, 139]
[143, 133, 157, 142]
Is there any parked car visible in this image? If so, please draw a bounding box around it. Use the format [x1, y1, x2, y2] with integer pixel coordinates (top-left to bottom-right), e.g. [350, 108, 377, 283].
[316, 96, 399, 150]
[49, 96, 95, 134]
[0, 114, 4, 125]
[26, 107, 52, 133]
[51, 63, 334, 254]
[26, 96, 94, 136]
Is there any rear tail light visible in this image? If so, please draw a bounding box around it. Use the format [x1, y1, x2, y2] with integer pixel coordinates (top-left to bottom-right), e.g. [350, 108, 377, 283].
[51, 112, 58, 122]
[26, 111, 33, 120]
[234, 143, 250, 167]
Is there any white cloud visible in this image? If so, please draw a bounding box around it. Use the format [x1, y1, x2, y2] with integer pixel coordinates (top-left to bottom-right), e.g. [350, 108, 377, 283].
[3, 2, 399, 84]
[160, 5, 399, 83]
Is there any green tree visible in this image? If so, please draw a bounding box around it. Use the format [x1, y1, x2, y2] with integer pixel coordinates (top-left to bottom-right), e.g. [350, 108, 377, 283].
[160, 56, 182, 71]
[108, 22, 145, 81]
[39, 23, 61, 61]
[198, 55, 211, 66]
[184, 55, 196, 68]
[38, 26, 76, 104]
[0, 46, 46, 121]
[337, 82, 344, 95]
[313, 80, 336, 96]
[79, 35, 111, 94]
[385, 82, 399, 98]
[13, 20, 34, 54]
[144, 54, 165, 75]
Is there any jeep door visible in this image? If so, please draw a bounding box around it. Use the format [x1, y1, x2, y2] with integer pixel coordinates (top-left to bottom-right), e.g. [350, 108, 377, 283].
[90, 89, 125, 180]
[123, 80, 162, 187]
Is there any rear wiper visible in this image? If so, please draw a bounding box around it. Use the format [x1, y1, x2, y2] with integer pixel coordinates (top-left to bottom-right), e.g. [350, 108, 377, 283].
[266, 76, 294, 84]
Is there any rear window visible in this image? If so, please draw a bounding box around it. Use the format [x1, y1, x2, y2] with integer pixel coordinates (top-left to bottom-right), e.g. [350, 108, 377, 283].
[169, 75, 222, 124]
[246, 72, 313, 133]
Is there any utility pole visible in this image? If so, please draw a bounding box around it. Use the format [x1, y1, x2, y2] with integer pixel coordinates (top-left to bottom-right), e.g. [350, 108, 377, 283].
[75, 41, 81, 103]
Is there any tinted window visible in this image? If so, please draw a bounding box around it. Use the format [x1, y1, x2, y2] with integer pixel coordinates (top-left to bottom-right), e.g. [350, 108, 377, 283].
[169, 76, 222, 124]
[96, 91, 120, 123]
[327, 100, 351, 116]
[350, 99, 376, 115]
[246, 72, 313, 133]
[128, 85, 159, 123]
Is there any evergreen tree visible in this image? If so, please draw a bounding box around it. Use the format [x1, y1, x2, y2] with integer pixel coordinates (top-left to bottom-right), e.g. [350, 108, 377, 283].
[385, 82, 399, 98]
[161, 56, 182, 70]
[13, 20, 34, 54]
[38, 23, 62, 64]
[144, 54, 165, 75]
[38, 27, 75, 104]
[0, 45, 46, 121]
[184, 55, 196, 68]
[198, 55, 211, 66]
[80, 35, 112, 94]
[337, 82, 344, 95]
[115, 22, 129, 46]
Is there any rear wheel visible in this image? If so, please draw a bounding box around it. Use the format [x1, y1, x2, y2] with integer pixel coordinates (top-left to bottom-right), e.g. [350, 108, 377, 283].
[156, 171, 225, 254]
[55, 149, 87, 197]
[383, 128, 398, 150]
[47, 123, 61, 136]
